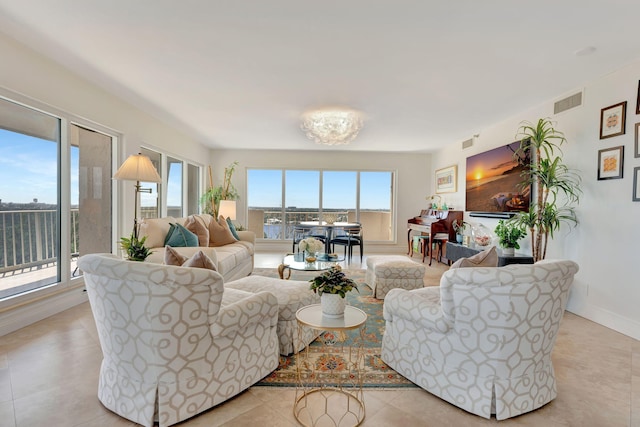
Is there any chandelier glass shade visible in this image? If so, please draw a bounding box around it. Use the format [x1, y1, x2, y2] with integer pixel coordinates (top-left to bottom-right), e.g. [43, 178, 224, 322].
[300, 109, 364, 145]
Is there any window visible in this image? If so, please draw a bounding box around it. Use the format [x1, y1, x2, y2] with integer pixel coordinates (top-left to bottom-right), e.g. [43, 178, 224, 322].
[139, 147, 161, 220]
[166, 156, 183, 217]
[247, 169, 394, 242]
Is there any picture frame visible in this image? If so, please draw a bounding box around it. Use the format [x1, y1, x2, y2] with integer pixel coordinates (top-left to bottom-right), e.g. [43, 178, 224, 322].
[635, 122, 640, 158]
[637, 80, 640, 114]
[435, 165, 457, 193]
[597, 146, 624, 180]
[633, 167, 640, 201]
[599, 101, 627, 139]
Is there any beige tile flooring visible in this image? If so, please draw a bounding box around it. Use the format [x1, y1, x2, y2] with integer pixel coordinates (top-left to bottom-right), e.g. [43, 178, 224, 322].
[0, 252, 638, 426]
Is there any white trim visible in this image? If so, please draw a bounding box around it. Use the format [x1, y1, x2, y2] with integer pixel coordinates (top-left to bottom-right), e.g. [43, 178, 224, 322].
[566, 302, 640, 341]
[0, 286, 88, 337]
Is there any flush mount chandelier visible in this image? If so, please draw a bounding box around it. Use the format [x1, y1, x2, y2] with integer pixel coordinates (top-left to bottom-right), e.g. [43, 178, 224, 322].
[300, 108, 364, 146]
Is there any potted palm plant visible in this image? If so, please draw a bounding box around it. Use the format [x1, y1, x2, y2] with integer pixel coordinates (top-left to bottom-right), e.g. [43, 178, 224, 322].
[200, 161, 239, 218]
[494, 220, 526, 256]
[511, 118, 582, 261]
[309, 265, 358, 317]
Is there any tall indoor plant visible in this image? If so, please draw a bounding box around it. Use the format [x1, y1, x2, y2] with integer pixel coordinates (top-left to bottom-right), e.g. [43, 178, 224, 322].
[511, 118, 582, 261]
[200, 161, 239, 218]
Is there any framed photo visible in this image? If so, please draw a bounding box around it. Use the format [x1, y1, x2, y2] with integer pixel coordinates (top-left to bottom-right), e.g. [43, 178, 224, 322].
[635, 122, 640, 158]
[597, 146, 624, 180]
[435, 165, 457, 193]
[599, 101, 627, 139]
[633, 167, 640, 201]
[631, 167, 640, 202]
[637, 81, 640, 114]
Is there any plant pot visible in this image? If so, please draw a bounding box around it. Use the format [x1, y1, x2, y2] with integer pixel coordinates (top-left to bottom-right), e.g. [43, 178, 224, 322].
[456, 234, 463, 244]
[502, 247, 515, 256]
[321, 293, 346, 318]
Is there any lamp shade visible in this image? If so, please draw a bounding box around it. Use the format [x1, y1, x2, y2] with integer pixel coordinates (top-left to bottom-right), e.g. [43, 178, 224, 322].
[218, 200, 237, 220]
[113, 153, 161, 182]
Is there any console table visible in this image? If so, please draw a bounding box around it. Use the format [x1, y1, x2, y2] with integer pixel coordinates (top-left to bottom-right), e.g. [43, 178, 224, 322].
[445, 242, 534, 266]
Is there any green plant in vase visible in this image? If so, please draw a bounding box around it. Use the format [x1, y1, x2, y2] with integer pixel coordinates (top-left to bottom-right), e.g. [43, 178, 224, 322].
[494, 220, 526, 255]
[452, 219, 469, 243]
[119, 233, 152, 261]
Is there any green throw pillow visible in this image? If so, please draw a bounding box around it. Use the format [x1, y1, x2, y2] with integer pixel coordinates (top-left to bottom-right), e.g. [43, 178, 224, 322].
[226, 217, 240, 240]
[164, 223, 199, 247]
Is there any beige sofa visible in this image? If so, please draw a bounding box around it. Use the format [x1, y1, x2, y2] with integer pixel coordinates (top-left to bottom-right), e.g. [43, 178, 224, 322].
[138, 214, 255, 282]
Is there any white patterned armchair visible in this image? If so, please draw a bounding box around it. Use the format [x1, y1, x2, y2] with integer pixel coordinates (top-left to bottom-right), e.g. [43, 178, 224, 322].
[381, 260, 579, 420]
[78, 254, 280, 427]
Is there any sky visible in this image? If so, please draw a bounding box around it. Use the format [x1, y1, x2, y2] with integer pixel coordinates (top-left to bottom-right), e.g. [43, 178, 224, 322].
[0, 129, 75, 205]
[247, 169, 392, 210]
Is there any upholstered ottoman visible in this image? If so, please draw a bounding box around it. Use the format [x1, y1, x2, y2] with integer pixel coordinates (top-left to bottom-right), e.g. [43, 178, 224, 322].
[365, 255, 426, 299]
[225, 275, 320, 355]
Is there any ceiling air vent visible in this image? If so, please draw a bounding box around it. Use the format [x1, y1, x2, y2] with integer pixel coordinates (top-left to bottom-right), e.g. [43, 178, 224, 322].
[554, 92, 583, 115]
[461, 138, 474, 150]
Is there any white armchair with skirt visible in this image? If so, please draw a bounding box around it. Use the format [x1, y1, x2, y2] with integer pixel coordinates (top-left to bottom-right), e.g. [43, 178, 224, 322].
[381, 260, 579, 420]
[78, 253, 279, 427]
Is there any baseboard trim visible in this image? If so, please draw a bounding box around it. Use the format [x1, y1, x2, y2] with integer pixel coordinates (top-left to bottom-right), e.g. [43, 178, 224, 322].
[0, 286, 88, 336]
[566, 302, 640, 341]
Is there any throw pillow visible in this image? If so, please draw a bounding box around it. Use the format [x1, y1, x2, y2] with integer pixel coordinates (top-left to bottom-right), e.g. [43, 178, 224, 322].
[164, 245, 188, 265]
[164, 223, 199, 247]
[226, 217, 240, 240]
[450, 245, 498, 269]
[164, 246, 217, 271]
[184, 215, 210, 246]
[209, 215, 238, 247]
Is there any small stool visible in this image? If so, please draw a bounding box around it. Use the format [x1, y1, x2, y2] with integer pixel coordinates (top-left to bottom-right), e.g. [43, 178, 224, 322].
[225, 275, 320, 355]
[365, 255, 426, 299]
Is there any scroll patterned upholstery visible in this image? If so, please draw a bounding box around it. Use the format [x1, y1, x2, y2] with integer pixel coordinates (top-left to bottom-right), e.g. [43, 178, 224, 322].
[225, 275, 321, 355]
[365, 255, 425, 299]
[381, 260, 579, 420]
[78, 254, 279, 427]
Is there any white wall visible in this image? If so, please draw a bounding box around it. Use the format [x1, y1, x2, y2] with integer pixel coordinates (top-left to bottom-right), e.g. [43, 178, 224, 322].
[432, 59, 640, 340]
[209, 149, 431, 253]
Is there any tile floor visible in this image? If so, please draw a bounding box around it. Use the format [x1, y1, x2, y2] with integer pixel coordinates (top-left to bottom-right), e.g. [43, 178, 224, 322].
[0, 252, 638, 427]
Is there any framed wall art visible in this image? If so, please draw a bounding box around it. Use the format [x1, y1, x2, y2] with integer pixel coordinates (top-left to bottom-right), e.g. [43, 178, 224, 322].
[635, 122, 640, 158]
[599, 101, 626, 139]
[435, 165, 457, 194]
[633, 167, 640, 201]
[597, 146, 624, 180]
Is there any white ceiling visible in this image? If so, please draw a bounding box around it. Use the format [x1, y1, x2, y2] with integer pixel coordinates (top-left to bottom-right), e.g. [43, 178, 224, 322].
[2, 1, 640, 153]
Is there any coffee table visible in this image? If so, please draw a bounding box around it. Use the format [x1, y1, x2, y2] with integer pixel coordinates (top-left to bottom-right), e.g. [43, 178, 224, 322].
[278, 252, 344, 279]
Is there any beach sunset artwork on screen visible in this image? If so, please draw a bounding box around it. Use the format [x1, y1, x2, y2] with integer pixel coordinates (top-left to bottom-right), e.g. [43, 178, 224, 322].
[465, 141, 530, 215]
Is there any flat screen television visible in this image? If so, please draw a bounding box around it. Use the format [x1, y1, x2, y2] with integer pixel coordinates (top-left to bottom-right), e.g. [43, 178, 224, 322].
[465, 141, 530, 218]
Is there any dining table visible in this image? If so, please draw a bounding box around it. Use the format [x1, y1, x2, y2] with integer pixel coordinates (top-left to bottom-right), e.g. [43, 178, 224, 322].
[297, 221, 360, 254]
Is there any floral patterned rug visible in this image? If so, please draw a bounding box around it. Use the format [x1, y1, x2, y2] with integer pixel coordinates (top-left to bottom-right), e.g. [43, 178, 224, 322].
[251, 268, 418, 388]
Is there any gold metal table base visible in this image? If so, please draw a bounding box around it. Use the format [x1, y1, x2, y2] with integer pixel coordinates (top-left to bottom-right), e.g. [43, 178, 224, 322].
[294, 387, 364, 427]
[294, 305, 367, 427]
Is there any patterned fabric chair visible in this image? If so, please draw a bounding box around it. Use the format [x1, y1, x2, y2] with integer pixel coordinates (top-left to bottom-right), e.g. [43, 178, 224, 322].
[78, 253, 279, 427]
[381, 260, 579, 420]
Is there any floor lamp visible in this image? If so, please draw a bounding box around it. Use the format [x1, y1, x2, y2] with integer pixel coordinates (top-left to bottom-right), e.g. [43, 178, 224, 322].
[113, 153, 162, 240]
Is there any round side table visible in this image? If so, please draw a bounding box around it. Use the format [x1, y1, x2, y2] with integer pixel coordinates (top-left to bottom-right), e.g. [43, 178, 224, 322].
[293, 304, 367, 427]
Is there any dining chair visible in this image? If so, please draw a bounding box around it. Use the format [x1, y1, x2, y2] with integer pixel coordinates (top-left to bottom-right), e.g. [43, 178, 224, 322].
[330, 225, 363, 262]
[291, 225, 327, 253]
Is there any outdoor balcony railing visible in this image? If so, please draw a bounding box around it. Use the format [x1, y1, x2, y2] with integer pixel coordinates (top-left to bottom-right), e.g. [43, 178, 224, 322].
[0, 209, 79, 276]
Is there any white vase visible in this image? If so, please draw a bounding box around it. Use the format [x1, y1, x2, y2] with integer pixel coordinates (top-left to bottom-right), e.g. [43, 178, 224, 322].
[502, 247, 515, 256]
[321, 293, 346, 318]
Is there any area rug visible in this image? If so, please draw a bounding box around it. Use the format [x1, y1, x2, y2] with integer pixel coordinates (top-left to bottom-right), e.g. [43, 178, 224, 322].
[251, 268, 418, 388]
